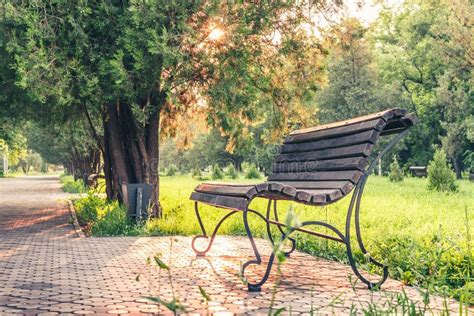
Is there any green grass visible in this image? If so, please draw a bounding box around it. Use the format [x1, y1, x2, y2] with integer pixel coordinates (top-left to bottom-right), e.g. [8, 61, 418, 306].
[74, 174, 473, 303]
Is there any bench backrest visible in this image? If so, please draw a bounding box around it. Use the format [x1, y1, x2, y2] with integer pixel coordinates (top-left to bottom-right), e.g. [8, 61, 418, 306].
[268, 108, 417, 196]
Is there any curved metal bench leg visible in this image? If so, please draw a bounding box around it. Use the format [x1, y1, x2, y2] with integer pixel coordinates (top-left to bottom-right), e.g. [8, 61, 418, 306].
[265, 200, 276, 247]
[345, 130, 409, 288]
[345, 181, 388, 289]
[191, 202, 238, 257]
[241, 208, 276, 292]
[264, 200, 296, 257]
[273, 200, 296, 257]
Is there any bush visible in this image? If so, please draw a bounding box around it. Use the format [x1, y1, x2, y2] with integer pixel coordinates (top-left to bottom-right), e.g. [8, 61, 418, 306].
[211, 164, 224, 180]
[226, 164, 238, 179]
[40, 163, 49, 173]
[191, 166, 202, 178]
[427, 148, 458, 192]
[165, 164, 178, 176]
[74, 196, 138, 236]
[74, 193, 103, 223]
[245, 164, 262, 179]
[389, 156, 404, 182]
[61, 175, 87, 193]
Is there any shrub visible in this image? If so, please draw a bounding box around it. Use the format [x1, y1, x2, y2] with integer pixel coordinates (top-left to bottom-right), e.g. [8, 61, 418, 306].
[245, 164, 262, 179]
[191, 166, 202, 178]
[61, 175, 87, 193]
[92, 202, 133, 236]
[211, 164, 224, 180]
[74, 196, 138, 236]
[427, 148, 458, 192]
[226, 164, 238, 179]
[40, 163, 49, 173]
[165, 164, 178, 176]
[74, 193, 103, 223]
[389, 156, 404, 182]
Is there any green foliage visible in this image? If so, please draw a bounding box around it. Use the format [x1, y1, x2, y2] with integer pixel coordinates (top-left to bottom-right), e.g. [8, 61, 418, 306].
[60, 175, 87, 194]
[317, 19, 392, 124]
[244, 164, 261, 179]
[225, 164, 238, 179]
[73, 193, 103, 223]
[191, 166, 202, 178]
[165, 164, 178, 176]
[74, 195, 138, 236]
[389, 156, 404, 182]
[0, 124, 27, 167]
[373, 0, 473, 173]
[25, 152, 42, 173]
[427, 148, 458, 192]
[40, 163, 49, 173]
[463, 151, 474, 173]
[211, 164, 224, 180]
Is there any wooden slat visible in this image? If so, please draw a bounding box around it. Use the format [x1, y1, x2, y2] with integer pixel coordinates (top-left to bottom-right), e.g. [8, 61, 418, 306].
[299, 189, 343, 202]
[190, 192, 249, 210]
[289, 108, 406, 136]
[268, 170, 363, 183]
[255, 183, 270, 192]
[203, 181, 256, 187]
[296, 190, 326, 204]
[195, 183, 257, 199]
[272, 157, 368, 173]
[275, 144, 373, 162]
[281, 130, 379, 153]
[284, 118, 383, 144]
[275, 181, 354, 194]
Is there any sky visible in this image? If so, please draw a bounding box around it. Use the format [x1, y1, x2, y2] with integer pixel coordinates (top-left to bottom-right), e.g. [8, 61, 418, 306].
[344, 0, 404, 25]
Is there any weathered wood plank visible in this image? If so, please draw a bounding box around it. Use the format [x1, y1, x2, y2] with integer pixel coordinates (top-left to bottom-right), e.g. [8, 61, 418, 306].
[272, 157, 368, 173]
[281, 130, 379, 153]
[299, 189, 343, 202]
[270, 181, 342, 200]
[285, 119, 385, 144]
[195, 183, 257, 199]
[276, 144, 373, 162]
[255, 183, 270, 192]
[289, 108, 406, 136]
[275, 181, 354, 194]
[268, 170, 363, 183]
[190, 192, 249, 210]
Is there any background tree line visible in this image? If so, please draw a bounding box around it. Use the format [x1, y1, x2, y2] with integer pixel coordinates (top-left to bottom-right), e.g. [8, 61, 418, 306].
[0, 0, 472, 213]
[162, 0, 473, 178]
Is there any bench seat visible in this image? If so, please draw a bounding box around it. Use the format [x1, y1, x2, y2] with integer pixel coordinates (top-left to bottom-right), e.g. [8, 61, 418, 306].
[191, 181, 346, 210]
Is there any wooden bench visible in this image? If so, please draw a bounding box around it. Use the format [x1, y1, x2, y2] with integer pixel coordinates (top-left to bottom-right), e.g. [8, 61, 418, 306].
[190, 108, 417, 291]
[409, 166, 427, 177]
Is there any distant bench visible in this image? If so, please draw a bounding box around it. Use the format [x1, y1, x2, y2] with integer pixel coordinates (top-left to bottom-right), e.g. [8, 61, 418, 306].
[409, 166, 427, 177]
[190, 108, 417, 292]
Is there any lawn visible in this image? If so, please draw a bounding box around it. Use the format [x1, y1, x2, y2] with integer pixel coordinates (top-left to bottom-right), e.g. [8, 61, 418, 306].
[73, 174, 473, 303]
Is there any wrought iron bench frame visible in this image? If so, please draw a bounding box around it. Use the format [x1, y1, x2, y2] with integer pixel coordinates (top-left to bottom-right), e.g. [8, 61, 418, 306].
[190, 109, 417, 292]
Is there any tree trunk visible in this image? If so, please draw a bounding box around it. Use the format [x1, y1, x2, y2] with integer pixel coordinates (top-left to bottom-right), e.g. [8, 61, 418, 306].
[100, 98, 163, 218]
[106, 101, 131, 203]
[453, 157, 462, 179]
[102, 114, 115, 200]
[146, 103, 161, 217]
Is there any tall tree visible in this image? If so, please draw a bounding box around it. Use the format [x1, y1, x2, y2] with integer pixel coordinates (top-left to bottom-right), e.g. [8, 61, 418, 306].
[316, 19, 401, 124]
[1, 1, 331, 216]
[374, 0, 473, 174]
